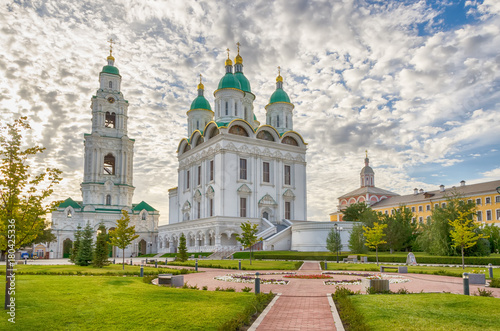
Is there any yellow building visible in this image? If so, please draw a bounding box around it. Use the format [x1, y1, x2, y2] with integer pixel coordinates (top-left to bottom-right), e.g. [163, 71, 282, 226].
[330, 157, 500, 226]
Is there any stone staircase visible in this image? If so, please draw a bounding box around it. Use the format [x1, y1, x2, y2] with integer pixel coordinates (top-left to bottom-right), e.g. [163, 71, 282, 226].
[207, 247, 239, 260]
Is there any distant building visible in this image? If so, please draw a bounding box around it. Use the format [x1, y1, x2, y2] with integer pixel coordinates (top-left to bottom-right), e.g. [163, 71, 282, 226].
[331, 156, 500, 226]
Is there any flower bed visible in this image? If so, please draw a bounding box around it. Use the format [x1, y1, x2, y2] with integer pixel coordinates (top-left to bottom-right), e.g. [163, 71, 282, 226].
[214, 272, 293, 285]
[284, 274, 332, 279]
[322, 271, 375, 277]
[324, 279, 363, 285]
[322, 271, 410, 285]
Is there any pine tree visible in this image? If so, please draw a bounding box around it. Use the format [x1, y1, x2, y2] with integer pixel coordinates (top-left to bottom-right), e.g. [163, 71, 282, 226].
[177, 233, 188, 262]
[109, 210, 139, 270]
[348, 223, 367, 254]
[76, 222, 94, 266]
[326, 228, 342, 255]
[70, 225, 82, 263]
[92, 223, 110, 268]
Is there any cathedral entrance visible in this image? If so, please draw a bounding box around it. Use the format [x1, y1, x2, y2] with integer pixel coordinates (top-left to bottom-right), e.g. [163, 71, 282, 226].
[63, 238, 72, 258]
[139, 239, 147, 256]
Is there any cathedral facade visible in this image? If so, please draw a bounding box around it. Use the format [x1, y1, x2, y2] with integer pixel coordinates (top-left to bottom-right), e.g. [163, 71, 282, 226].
[158, 47, 308, 254]
[50, 50, 159, 259]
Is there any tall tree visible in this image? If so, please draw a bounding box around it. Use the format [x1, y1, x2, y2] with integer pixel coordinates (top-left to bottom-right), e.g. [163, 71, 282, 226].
[236, 221, 261, 265]
[380, 206, 416, 253]
[482, 224, 500, 254]
[109, 210, 139, 270]
[177, 233, 188, 262]
[449, 210, 487, 269]
[0, 117, 62, 310]
[326, 227, 342, 256]
[93, 223, 110, 268]
[348, 223, 367, 254]
[76, 222, 94, 266]
[70, 225, 82, 263]
[363, 222, 388, 266]
[341, 202, 369, 222]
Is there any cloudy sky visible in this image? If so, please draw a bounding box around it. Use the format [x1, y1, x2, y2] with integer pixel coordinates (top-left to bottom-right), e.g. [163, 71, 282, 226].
[1, 0, 500, 224]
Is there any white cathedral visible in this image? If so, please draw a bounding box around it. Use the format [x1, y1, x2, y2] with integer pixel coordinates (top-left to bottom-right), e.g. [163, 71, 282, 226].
[50, 44, 356, 259]
[50, 49, 159, 259]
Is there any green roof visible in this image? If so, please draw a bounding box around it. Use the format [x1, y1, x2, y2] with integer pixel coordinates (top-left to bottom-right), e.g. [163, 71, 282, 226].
[132, 201, 157, 212]
[217, 73, 241, 90]
[216, 121, 230, 128]
[234, 72, 251, 93]
[101, 65, 120, 75]
[269, 88, 291, 104]
[190, 95, 212, 111]
[58, 198, 81, 209]
[253, 114, 257, 121]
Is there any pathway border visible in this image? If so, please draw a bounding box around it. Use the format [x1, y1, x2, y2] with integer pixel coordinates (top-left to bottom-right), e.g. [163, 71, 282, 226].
[248, 293, 282, 331]
[327, 293, 345, 331]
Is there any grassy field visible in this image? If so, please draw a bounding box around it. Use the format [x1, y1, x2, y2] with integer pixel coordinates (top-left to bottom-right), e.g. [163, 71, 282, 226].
[350, 293, 500, 330]
[161, 252, 212, 258]
[0, 264, 187, 276]
[166, 259, 302, 270]
[324, 262, 500, 278]
[0, 275, 264, 330]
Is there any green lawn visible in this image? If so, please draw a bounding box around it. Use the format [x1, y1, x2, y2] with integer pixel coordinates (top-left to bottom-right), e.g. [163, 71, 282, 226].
[350, 293, 500, 330]
[0, 275, 260, 330]
[1, 264, 185, 276]
[161, 252, 212, 258]
[167, 259, 301, 270]
[325, 262, 500, 278]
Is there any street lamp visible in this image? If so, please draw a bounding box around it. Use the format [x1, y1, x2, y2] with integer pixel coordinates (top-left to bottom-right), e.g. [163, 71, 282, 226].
[334, 223, 343, 263]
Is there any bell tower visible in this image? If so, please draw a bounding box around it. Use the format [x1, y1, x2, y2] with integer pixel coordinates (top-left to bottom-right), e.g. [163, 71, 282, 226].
[81, 40, 135, 208]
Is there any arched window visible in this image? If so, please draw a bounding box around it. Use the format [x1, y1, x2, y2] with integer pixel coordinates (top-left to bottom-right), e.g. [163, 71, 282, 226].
[67, 210, 72, 218]
[257, 131, 275, 141]
[105, 112, 116, 128]
[196, 120, 199, 130]
[228, 125, 249, 137]
[244, 107, 248, 121]
[263, 211, 269, 220]
[106, 195, 111, 205]
[277, 115, 280, 127]
[235, 103, 238, 116]
[109, 81, 112, 89]
[141, 213, 146, 220]
[104, 153, 115, 175]
[225, 101, 228, 116]
[282, 136, 298, 146]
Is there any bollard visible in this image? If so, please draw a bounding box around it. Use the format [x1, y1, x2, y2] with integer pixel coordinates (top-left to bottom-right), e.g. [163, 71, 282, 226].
[239, 259, 242, 270]
[165, 258, 168, 265]
[324, 260, 328, 270]
[155, 260, 158, 268]
[255, 272, 260, 294]
[113, 259, 115, 264]
[488, 263, 493, 279]
[463, 273, 469, 295]
[140, 265, 144, 277]
[130, 259, 133, 266]
[146, 259, 148, 264]
[195, 259, 198, 272]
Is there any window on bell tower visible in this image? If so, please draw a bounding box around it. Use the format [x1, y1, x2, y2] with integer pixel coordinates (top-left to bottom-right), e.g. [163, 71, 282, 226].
[105, 112, 116, 128]
[106, 195, 111, 205]
[104, 154, 115, 175]
[109, 81, 113, 89]
[225, 101, 228, 115]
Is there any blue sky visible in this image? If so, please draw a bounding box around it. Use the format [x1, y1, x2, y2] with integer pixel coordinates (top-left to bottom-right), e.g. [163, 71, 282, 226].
[1, 0, 499, 223]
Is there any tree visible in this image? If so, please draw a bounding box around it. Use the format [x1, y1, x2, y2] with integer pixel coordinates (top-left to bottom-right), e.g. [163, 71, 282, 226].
[483, 224, 500, 254]
[341, 202, 369, 222]
[177, 233, 188, 262]
[70, 225, 82, 263]
[326, 227, 342, 257]
[380, 206, 416, 253]
[0, 117, 62, 310]
[236, 221, 261, 265]
[363, 222, 387, 265]
[75, 222, 94, 266]
[93, 223, 110, 268]
[109, 210, 139, 270]
[449, 210, 487, 269]
[348, 223, 367, 254]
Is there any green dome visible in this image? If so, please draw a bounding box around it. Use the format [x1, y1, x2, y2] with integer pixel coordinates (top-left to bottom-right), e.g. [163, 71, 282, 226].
[190, 95, 212, 111]
[235, 72, 251, 93]
[269, 88, 290, 104]
[218, 73, 241, 90]
[101, 65, 120, 75]
[253, 114, 257, 121]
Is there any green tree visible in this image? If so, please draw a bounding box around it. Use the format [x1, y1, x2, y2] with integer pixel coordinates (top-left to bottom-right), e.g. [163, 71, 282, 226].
[482, 224, 500, 254]
[93, 223, 110, 268]
[449, 210, 488, 269]
[0, 117, 62, 309]
[341, 202, 369, 222]
[177, 233, 188, 262]
[76, 222, 94, 266]
[363, 222, 387, 265]
[109, 210, 139, 270]
[380, 206, 416, 253]
[348, 223, 367, 254]
[70, 225, 82, 263]
[326, 227, 342, 257]
[236, 221, 261, 265]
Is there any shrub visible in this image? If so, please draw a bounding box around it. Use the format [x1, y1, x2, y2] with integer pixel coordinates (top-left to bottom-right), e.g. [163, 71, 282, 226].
[489, 278, 500, 288]
[217, 292, 274, 331]
[332, 287, 368, 330]
[241, 286, 252, 293]
[476, 288, 493, 297]
[202, 286, 208, 291]
[142, 275, 156, 284]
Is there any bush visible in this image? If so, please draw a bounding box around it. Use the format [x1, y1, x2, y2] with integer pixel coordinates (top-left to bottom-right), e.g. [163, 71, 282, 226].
[142, 275, 156, 284]
[241, 286, 252, 293]
[489, 278, 500, 288]
[217, 292, 274, 331]
[332, 287, 368, 330]
[476, 288, 493, 297]
[202, 286, 208, 291]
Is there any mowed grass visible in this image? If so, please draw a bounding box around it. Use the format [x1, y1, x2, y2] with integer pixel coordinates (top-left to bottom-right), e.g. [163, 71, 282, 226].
[325, 263, 500, 278]
[0, 275, 257, 331]
[350, 293, 500, 331]
[167, 259, 301, 270]
[2, 264, 183, 275]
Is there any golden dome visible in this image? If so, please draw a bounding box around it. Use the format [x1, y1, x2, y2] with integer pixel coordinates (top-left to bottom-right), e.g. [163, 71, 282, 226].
[235, 54, 243, 64]
[276, 75, 283, 82]
[225, 58, 233, 66]
[107, 55, 115, 61]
